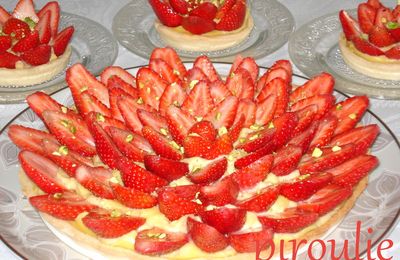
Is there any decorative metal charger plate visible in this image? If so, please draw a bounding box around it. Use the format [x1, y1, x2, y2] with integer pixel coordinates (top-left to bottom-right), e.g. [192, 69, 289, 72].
[112, 0, 294, 62]
[288, 10, 400, 100]
[0, 12, 118, 104]
[0, 65, 399, 259]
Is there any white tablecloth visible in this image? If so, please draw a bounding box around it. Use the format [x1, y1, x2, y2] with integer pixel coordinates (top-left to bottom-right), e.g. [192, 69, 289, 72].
[0, 0, 399, 259]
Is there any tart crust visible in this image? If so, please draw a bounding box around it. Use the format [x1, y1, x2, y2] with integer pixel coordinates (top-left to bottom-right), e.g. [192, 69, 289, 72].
[0, 46, 72, 87]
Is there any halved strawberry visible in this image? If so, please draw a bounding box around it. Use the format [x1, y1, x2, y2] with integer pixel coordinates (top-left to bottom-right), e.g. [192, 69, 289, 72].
[271, 145, 302, 176]
[189, 2, 217, 20]
[309, 115, 338, 151]
[111, 183, 158, 209]
[234, 57, 259, 83]
[204, 95, 238, 129]
[229, 115, 245, 143]
[182, 15, 215, 35]
[53, 26, 74, 56]
[29, 192, 97, 220]
[158, 185, 203, 221]
[202, 133, 233, 160]
[117, 95, 146, 134]
[216, 0, 235, 19]
[351, 35, 384, 56]
[21, 44, 51, 66]
[150, 47, 187, 79]
[79, 91, 111, 117]
[235, 185, 280, 212]
[107, 75, 139, 99]
[255, 94, 277, 126]
[12, 0, 38, 22]
[226, 68, 255, 100]
[187, 217, 229, 252]
[215, 0, 246, 31]
[137, 67, 168, 110]
[8, 124, 58, 155]
[188, 157, 227, 184]
[116, 156, 168, 193]
[2, 18, 30, 40]
[182, 81, 214, 117]
[165, 106, 195, 145]
[82, 209, 145, 238]
[142, 126, 182, 160]
[367, 0, 383, 9]
[0, 52, 21, 69]
[256, 78, 288, 118]
[0, 35, 11, 53]
[200, 207, 246, 234]
[137, 109, 168, 136]
[185, 67, 210, 88]
[210, 80, 232, 104]
[358, 3, 377, 33]
[270, 112, 299, 150]
[19, 150, 67, 194]
[234, 99, 256, 128]
[329, 154, 378, 187]
[297, 184, 352, 215]
[148, 0, 182, 27]
[149, 58, 180, 85]
[289, 72, 335, 104]
[109, 88, 127, 121]
[237, 126, 275, 153]
[374, 7, 394, 28]
[135, 227, 189, 256]
[183, 134, 213, 158]
[290, 94, 335, 121]
[291, 104, 317, 137]
[27, 91, 71, 120]
[234, 146, 272, 170]
[288, 121, 318, 153]
[258, 208, 319, 233]
[339, 10, 361, 40]
[256, 67, 290, 93]
[229, 228, 274, 253]
[0, 6, 10, 25]
[144, 155, 189, 181]
[75, 165, 115, 199]
[193, 55, 220, 82]
[159, 82, 186, 115]
[12, 30, 39, 53]
[169, 0, 189, 15]
[369, 25, 396, 47]
[385, 44, 400, 59]
[37, 1, 60, 37]
[85, 112, 126, 131]
[232, 154, 274, 190]
[270, 59, 293, 77]
[101, 66, 136, 86]
[188, 120, 217, 141]
[199, 177, 239, 206]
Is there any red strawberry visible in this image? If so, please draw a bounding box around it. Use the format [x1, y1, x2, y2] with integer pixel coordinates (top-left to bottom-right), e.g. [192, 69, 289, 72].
[148, 0, 182, 27]
[150, 47, 187, 79]
[109, 88, 128, 121]
[149, 58, 180, 84]
[35, 10, 51, 44]
[216, 0, 246, 31]
[183, 134, 213, 158]
[229, 114, 245, 143]
[12, 30, 40, 53]
[165, 106, 195, 145]
[258, 208, 319, 233]
[85, 112, 126, 132]
[159, 82, 186, 115]
[369, 25, 395, 47]
[297, 184, 352, 215]
[21, 44, 51, 66]
[137, 67, 168, 110]
[2, 18, 30, 40]
[232, 154, 274, 190]
[29, 192, 97, 220]
[271, 145, 302, 176]
[144, 155, 189, 181]
[226, 68, 255, 100]
[101, 66, 136, 86]
[385, 45, 400, 59]
[37, 1, 60, 37]
[188, 120, 217, 141]
[12, 0, 38, 22]
[289, 72, 335, 104]
[185, 67, 210, 88]
[53, 26, 74, 56]
[19, 150, 67, 194]
[270, 59, 293, 76]
[351, 35, 384, 56]
[329, 154, 378, 187]
[374, 7, 394, 28]
[135, 227, 189, 255]
[190, 2, 218, 20]
[199, 177, 239, 206]
[204, 95, 239, 129]
[193, 55, 220, 82]
[203, 133, 233, 159]
[270, 112, 299, 150]
[0, 6, 10, 25]
[291, 94, 335, 121]
[187, 217, 229, 253]
[107, 75, 139, 99]
[80, 91, 111, 117]
[0, 35, 12, 53]
[75, 166, 115, 199]
[200, 207, 246, 234]
[229, 228, 274, 253]
[234, 146, 272, 169]
[256, 78, 288, 118]
[257, 67, 290, 93]
[169, 0, 189, 15]
[182, 81, 214, 117]
[358, 3, 377, 33]
[280, 172, 333, 201]
[288, 121, 319, 154]
[188, 157, 227, 184]
[292, 105, 318, 137]
[367, 0, 383, 9]
[158, 185, 203, 221]
[309, 115, 338, 150]
[233, 57, 259, 84]
[238, 123, 275, 153]
[8, 124, 58, 155]
[82, 209, 145, 238]
[216, 0, 235, 19]
[142, 126, 182, 160]
[116, 156, 168, 193]
[137, 109, 168, 136]
[339, 10, 361, 41]
[234, 99, 256, 128]
[235, 185, 280, 212]
[117, 95, 146, 134]
[27, 91, 71, 120]
[182, 15, 215, 35]
[255, 94, 277, 126]
[209, 80, 232, 104]
[111, 183, 158, 209]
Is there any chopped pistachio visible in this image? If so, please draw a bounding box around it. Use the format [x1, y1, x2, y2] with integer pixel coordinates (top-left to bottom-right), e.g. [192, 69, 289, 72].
[189, 80, 199, 89]
[53, 193, 63, 199]
[60, 120, 69, 128]
[348, 113, 357, 120]
[58, 146, 69, 155]
[239, 137, 246, 144]
[138, 82, 145, 89]
[215, 112, 222, 121]
[180, 146, 185, 154]
[194, 116, 203, 122]
[218, 126, 228, 135]
[250, 124, 260, 130]
[80, 86, 88, 92]
[96, 113, 105, 122]
[192, 198, 203, 205]
[160, 128, 168, 136]
[158, 233, 167, 239]
[111, 210, 122, 218]
[137, 97, 144, 104]
[61, 106, 68, 114]
[169, 141, 180, 150]
[125, 134, 134, 143]
[311, 147, 323, 158]
[268, 122, 275, 129]
[248, 133, 260, 141]
[331, 145, 342, 152]
[173, 69, 180, 76]
[230, 72, 235, 78]
[146, 87, 151, 94]
[386, 21, 399, 30]
[24, 17, 36, 28]
[52, 151, 61, 156]
[298, 174, 310, 181]
[155, 96, 160, 101]
[336, 104, 343, 110]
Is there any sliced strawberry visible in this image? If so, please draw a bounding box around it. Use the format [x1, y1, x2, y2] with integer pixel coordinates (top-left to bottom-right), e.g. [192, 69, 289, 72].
[329, 154, 378, 187]
[258, 208, 319, 233]
[270, 59, 293, 76]
[2, 17, 30, 40]
[233, 99, 256, 128]
[82, 209, 145, 238]
[188, 157, 227, 184]
[229, 114, 245, 143]
[142, 126, 182, 160]
[0, 6, 10, 25]
[289, 72, 335, 104]
[351, 35, 384, 56]
[369, 25, 395, 47]
[229, 228, 274, 253]
[309, 115, 338, 150]
[144, 155, 189, 181]
[188, 120, 217, 141]
[256, 77, 288, 118]
[288, 121, 319, 154]
[0, 52, 21, 69]
[193, 55, 220, 82]
[189, 2, 218, 20]
[330, 95, 369, 136]
[298, 184, 352, 215]
[183, 134, 213, 158]
[80, 91, 111, 117]
[339, 10, 361, 41]
[21, 44, 51, 66]
[165, 106, 195, 145]
[199, 177, 239, 206]
[42, 110, 96, 156]
[385, 45, 400, 59]
[19, 150, 66, 194]
[109, 88, 127, 121]
[12, 0, 38, 22]
[226, 68, 255, 100]
[137, 67, 168, 110]
[75, 166, 115, 199]
[209, 80, 232, 104]
[107, 75, 139, 99]
[185, 67, 210, 88]
[0, 35, 11, 53]
[235, 185, 280, 212]
[255, 94, 277, 126]
[135, 227, 189, 256]
[117, 95, 146, 134]
[234, 57, 259, 84]
[149, 58, 180, 84]
[216, 0, 235, 19]
[232, 154, 274, 189]
[187, 217, 229, 252]
[29, 192, 97, 221]
[137, 109, 168, 136]
[271, 145, 302, 176]
[234, 146, 271, 170]
[202, 133, 233, 159]
[291, 105, 317, 137]
[37, 1, 60, 37]
[159, 82, 186, 115]
[200, 207, 246, 234]
[237, 122, 274, 153]
[52, 26, 74, 56]
[116, 156, 167, 193]
[8, 124, 58, 155]
[148, 0, 182, 27]
[375, 7, 394, 27]
[204, 95, 238, 129]
[158, 185, 203, 221]
[215, 0, 246, 31]
[270, 112, 299, 150]
[182, 15, 215, 35]
[12, 30, 39, 53]
[85, 111, 126, 131]
[290, 94, 335, 121]
[27, 91, 70, 120]
[111, 183, 158, 209]
[182, 81, 214, 117]
[367, 0, 383, 9]
[256, 67, 290, 93]
[358, 3, 377, 34]
[150, 47, 187, 79]
[101, 66, 136, 86]
[169, 0, 189, 15]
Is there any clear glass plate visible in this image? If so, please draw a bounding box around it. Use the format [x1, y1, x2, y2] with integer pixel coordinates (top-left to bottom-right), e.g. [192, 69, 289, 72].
[0, 65, 399, 259]
[0, 12, 119, 104]
[112, 0, 294, 62]
[288, 10, 400, 100]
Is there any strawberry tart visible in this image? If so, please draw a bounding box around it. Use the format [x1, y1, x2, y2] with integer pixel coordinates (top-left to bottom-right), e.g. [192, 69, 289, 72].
[149, 0, 254, 52]
[338, 0, 400, 80]
[0, 0, 74, 87]
[9, 47, 379, 259]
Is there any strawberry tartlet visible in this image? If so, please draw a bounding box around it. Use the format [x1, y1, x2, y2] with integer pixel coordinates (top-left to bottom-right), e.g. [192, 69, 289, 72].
[338, 0, 400, 80]
[149, 0, 254, 52]
[9, 47, 379, 259]
[0, 0, 74, 87]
